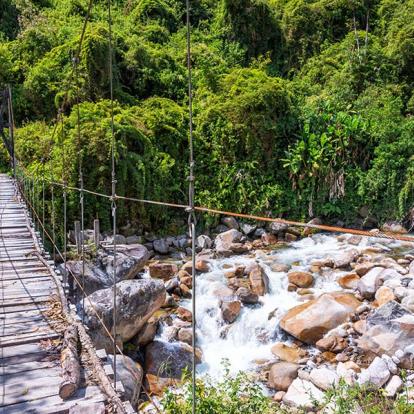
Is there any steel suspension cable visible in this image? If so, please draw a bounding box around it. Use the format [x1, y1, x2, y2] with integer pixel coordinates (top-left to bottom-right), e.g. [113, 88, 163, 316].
[185, 1, 197, 412]
[107, 0, 117, 388]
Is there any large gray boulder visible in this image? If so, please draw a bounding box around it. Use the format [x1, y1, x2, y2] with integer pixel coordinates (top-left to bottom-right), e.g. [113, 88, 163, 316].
[101, 244, 150, 281]
[107, 354, 143, 406]
[215, 229, 243, 256]
[83, 279, 166, 351]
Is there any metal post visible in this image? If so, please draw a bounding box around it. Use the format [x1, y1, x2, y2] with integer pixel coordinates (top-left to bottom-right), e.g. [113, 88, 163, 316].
[7, 85, 16, 178]
[94, 219, 100, 248]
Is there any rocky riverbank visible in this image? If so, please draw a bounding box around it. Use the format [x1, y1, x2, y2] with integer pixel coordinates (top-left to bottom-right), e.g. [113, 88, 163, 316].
[64, 218, 414, 411]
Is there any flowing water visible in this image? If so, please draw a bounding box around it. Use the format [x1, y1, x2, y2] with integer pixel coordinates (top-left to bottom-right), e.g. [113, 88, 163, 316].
[157, 234, 406, 378]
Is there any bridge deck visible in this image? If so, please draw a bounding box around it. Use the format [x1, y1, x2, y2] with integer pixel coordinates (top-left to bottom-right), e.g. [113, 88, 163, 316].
[0, 174, 116, 413]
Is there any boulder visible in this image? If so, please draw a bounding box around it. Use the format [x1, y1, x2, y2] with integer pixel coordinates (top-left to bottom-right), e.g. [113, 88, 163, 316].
[148, 262, 178, 280]
[249, 265, 269, 296]
[279, 292, 360, 344]
[357, 357, 391, 388]
[131, 314, 159, 347]
[309, 367, 339, 390]
[385, 375, 403, 397]
[236, 287, 259, 304]
[338, 273, 360, 289]
[221, 300, 242, 323]
[240, 223, 257, 236]
[355, 262, 375, 277]
[357, 267, 385, 299]
[269, 222, 288, 235]
[381, 222, 408, 234]
[357, 301, 414, 357]
[107, 354, 143, 406]
[271, 263, 290, 273]
[145, 340, 201, 380]
[177, 328, 193, 345]
[195, 259, 210, 273]
[83, 279, 165, 351]
[402, 294, 414, 312]
[283, 378, 324, 409]
[375, 286, 395, 307]
[271, 343, 306, 363]
[221, 216, 239, 230]
[153, 239, 169, 254]
[215, 229, 242, 256]
[288, 271, 314, 288]
[268, 362, 299, 391]
[303, 218, 322, 236]
[126, 235, 143, 245]
[196, 235, 212, 249]
[333, 249, 359, 268]
[315, 335, 347, 353]
[102, 244, 150, 281]
[177, 307, 192, 322]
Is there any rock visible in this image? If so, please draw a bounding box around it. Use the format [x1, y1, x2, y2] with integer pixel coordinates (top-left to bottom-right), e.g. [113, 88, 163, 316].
[103, 243, 150, 279]
[347, 235, 362, 245]
[261, 232, 278, 245]
[288, 271, 314, 288]
[126, 235, 143, 245]
[402, 294, 414, 312]
[280, 292, 360, 344]
[357, 357, 391, 388]
[283, 378, 324, 409]
[145, 341, 201, 389]
[153, 239, 169, 254]
[357, 302, 414, 358]
[249, 265, 269, 296]
[131, 315, 158, 347]
[303, 218, 322, 236]
[381, 222, 408, 234]
[236, 287, 259, 304]
[269, 222, 288, 235]
[309, 367, 339, 390]
[221, 216, 239, 230]
[165, 277, 179, 293]
[240, 223, 256, 236]
[106, 234, 127, 245]
[338, 273, 360, 289]
[195, 259, 210, 273]
[107, 354, 143, 406]
[268, 362, 299, 391]
[357, 267, 384, 299]
[273, 391, 286, 402]
[177, 328, 193, 345]
[316, 335, 347, 353]
[221, 300, 241, 323]
[285, 233, 298, 242]
[83, 279, 165, 351]
[196, 235, 212, 249]
[385, 375, 403, 397]
[177, 307, 192, 322]
[148, 262, 178, 280]
[271, 342, 306, 363]
[215, 229, 242, 256]
[333, 249, 359, 268]
[375, 286, 395, 307]
[336, 362, 356, 385]
[355, 262, 375, 277]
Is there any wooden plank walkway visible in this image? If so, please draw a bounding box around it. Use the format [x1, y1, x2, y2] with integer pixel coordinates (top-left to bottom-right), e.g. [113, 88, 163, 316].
[0, 174, 130, 413]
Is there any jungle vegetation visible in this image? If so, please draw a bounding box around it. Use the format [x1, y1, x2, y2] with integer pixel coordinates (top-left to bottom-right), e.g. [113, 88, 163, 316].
[1, 0, 413, 233]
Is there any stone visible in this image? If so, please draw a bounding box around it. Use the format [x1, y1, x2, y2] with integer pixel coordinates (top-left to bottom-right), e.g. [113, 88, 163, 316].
[271, 342, 306, 363]
[355, 262, 375, 277]
[288, 271, 314, 288]
[178, 328, 193, 345]
[221, 216, 239, 230]
[148, 262, 178, 280]
[153, 239, 170, 254]
[357, 267, 385, 299]
[357, 301, 414, 357]
[126, 235, 143, 245]
[240, 223, 256, 236]
[279, 292, 360, 344]
[316, 335, 347, 353]
[177, 307, 192, 322]
[303, 218, 322, 236]
[107, 354, 143, 406]
[273, 391, 286, 402]
[285, 233, 298, 242]
[249, 265, 269, 296]
[195, 259, 210, 273]
[309, 367, 339, 390]
[402, 294, 414, 312]
[283, 378, 324, 409]
[236, 287, 259, 304]
[215, 229, 242, 256]
[338, 273, 360, 289]
[196, 235, 212, 249]
[131, 315, 158, 347]
[269, 222, 288, 235]
[375, 286, 395, 307]
[268, 362, 299, 391]
[336, 362, 356, 386]
[145, 341, 202, 382]
[271, 263, 290, 272]
[357, 356, 391, 388]
[385, 375, 403, 397]
[382, 354, 398, 374]
[381, 222, 408, 234]
[333, 249, 359, 268]
[221, 300, 242, 323]
[261, 232, 278, 245]
[83, 279, 165, 352]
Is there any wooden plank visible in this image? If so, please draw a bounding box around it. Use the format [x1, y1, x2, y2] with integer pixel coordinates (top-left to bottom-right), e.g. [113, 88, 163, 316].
[0, 359, 60, 376]
[2, 366, 62, 385]
[0, 295, 52, 307]
[0, 330, 60, 347]
[0, 321, 53, 337]
[0, 303, 48, 314]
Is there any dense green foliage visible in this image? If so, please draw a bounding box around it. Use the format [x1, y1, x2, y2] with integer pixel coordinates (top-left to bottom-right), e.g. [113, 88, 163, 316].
[1, 0, 413, 232]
